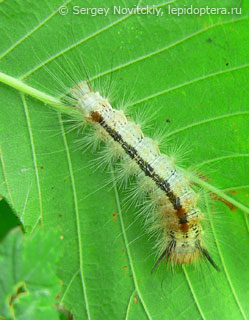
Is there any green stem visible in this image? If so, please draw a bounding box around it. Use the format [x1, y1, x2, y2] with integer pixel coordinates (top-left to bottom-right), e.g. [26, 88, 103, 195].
[189, 172, 249, 214]
[0, 71, 79, 116]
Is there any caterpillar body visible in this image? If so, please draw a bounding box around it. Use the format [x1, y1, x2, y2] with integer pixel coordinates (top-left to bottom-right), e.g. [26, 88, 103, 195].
[71, 80, 219, 271]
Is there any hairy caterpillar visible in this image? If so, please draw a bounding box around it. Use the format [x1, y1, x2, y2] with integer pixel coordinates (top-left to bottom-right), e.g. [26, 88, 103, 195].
[70, 79, 219, 272]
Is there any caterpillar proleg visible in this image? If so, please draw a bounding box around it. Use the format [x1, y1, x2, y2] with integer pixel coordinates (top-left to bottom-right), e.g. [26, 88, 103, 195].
[71, 80, 219, 271]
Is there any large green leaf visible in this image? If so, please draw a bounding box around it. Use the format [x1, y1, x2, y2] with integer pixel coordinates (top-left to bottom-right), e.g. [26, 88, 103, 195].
[0, 0, 249, 319]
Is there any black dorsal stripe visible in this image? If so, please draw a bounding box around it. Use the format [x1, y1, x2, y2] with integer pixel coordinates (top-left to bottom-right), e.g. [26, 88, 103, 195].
[96, 113, 182, 210]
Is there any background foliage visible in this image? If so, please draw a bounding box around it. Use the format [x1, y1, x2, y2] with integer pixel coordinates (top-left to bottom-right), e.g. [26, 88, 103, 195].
[0, 0, 249, 319]
[0, 228, 62, 319]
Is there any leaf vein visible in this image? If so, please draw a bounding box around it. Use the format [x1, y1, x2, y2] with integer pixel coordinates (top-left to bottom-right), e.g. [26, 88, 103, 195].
[0, 0, 74, 60]
[166, 111, 249, 138]
[206, 195, 248, 320]
[19, 0, 144, 80]
[0, 146, 15, 207]
[183, 266, 206, 320]
[112, 168, 152, 320]
[58, 114, 91, 319]
[21, 94, 43, 225]
[128, 64, 249, 107]
[91, 15, 249, 83]
[191, 154, 249, 169]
